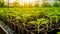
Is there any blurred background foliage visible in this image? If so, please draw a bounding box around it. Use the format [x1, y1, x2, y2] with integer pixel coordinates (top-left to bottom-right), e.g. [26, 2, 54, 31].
[0, 0, 60, 7]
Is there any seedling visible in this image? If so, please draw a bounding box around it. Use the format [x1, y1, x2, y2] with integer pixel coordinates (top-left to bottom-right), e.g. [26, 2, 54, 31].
[28, 18, 49, 33]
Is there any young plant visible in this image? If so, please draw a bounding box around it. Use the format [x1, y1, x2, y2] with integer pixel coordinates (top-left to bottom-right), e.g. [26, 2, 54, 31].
[28, 20, 41, 33]
[45, 11, 53, 26]
[28, 18, 49, 33]
[21, 13, 31, 27]
[40, 18, 49, 30]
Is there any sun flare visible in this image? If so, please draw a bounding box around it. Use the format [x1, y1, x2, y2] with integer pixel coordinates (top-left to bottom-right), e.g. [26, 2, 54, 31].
[4, 0, 43, 6]
[4, 0, 36, 3]
[25, 0, 30, 3]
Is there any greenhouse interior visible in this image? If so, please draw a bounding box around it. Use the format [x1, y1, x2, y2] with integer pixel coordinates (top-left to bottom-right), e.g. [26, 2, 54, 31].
[0, 0, 60, 34]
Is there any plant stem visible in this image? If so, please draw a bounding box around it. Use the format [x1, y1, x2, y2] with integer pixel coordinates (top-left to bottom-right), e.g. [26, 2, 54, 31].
[38, 24, 40, 34]
[44, 32, 47, 34]
[56, 17, 58, 23]
[50, 17, 52, 27]
[46, 24, 48, 30]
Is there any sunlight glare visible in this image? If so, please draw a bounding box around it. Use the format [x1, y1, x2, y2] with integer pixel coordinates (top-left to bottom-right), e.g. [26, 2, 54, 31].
[25, 0, 30, 3]
[19, 0, 24, 6]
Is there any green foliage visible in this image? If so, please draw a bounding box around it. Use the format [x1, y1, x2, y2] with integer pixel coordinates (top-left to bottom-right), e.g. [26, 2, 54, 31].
[53, 2, 60, 7]
[0, 1, 4, 7]
[0, 7, 60, 33]
[42, 2, 51, 7]
[35, 3, 39, 7]
[45, 8, 60, 23]
[57, 32, 60, 34]
[13, 2, 20, 7]
[28, 18, 49, 33]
